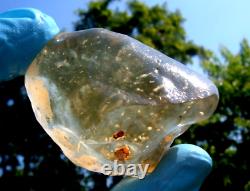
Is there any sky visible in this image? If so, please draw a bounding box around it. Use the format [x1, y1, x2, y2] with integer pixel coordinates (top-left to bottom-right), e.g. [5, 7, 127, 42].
[1, 0, 250, 56]
[146, 0, 250, 55]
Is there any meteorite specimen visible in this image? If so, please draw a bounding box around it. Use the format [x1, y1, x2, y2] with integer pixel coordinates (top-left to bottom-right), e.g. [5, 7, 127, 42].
[25, 28, 219, 176]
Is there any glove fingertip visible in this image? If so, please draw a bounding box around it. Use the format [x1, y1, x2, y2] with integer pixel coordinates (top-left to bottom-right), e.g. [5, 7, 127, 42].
[0, 8, 59, 81]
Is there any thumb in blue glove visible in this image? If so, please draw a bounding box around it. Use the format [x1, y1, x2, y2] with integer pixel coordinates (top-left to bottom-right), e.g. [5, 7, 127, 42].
[112, 144, 212, 191]
[0, 8, 59, 81]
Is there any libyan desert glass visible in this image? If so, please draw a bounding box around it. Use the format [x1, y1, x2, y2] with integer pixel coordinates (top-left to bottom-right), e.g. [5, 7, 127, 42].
[25, 28, 219, 176]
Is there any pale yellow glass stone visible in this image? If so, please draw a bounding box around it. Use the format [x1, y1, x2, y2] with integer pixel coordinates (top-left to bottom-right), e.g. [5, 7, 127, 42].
[25, 28, 219, 175]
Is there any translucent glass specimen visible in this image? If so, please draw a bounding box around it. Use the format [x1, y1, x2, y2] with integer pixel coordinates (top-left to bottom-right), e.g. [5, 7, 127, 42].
[25, 28, 219, 176]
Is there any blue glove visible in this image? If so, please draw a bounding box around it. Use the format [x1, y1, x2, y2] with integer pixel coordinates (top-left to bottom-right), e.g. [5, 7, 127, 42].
[111, 144, 212, 191]
[0, 8, 212, 191]
[0, 8, 59, 81]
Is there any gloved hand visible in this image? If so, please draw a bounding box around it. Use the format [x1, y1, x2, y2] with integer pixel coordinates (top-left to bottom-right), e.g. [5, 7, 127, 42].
[0, 8, 212, 191]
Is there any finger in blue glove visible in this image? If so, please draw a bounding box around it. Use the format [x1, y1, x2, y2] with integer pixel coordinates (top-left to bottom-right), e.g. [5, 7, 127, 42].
[0, 8, 59, 81]
[112, 144, 212, 191]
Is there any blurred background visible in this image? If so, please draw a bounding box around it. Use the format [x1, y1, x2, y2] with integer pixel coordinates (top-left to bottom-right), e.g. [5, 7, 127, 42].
[0, 0, 250, 190]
